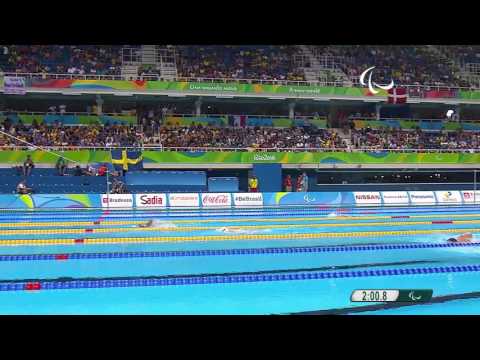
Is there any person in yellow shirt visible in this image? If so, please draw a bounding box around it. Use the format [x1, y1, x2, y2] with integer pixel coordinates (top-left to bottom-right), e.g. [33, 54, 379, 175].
[248, 176, 258, 192]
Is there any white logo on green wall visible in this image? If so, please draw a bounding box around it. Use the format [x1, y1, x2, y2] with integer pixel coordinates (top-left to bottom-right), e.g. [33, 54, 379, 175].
[253, 153, 276, 161]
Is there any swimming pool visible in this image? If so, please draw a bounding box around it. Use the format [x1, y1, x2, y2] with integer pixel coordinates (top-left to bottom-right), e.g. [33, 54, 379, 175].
[1, 205, 480, 315]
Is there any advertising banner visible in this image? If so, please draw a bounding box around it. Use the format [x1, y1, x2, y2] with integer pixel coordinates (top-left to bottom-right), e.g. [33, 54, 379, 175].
[135, 193, 167, 208]
[461, 190, 480, 204]
[435, 191, 462, 204]
[262, 192, 355, 207]
[353, 192, 382, 206]
[101, 194, 134, 208]
[143, 151, 480, 165]
[233, 193, 263, 207]
[168, 193, 199, 207]
[3, 150, 480, 166]
[381, 191, 410, 205]
[201, 193, 232, 208]
[4, 76, 26, 95]
[408, 191, 436, 205]
[0, 194, 101, 209]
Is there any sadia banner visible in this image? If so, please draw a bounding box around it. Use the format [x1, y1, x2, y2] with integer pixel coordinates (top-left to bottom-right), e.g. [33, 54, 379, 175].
[4, 76, 26, 95]
[135, 193, 167, 208]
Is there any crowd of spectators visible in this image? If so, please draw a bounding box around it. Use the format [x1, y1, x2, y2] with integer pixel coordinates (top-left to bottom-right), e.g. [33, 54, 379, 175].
[159, 125, 346, 150]
[0, 45, 122, 76]
[0, 119, 142, 147]
[2, 117, 480, 151]
[311, 45, 467, 87]
[2, 45, 480, 88]
[350, 127, 480, 150]
[437, 46, 480, 66]
[176, 46, 305, 81]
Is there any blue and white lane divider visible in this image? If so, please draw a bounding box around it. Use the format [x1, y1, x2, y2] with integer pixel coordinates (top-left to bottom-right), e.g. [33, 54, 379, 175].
[1, 242, 479, 262]
[7, 264, 480, 292]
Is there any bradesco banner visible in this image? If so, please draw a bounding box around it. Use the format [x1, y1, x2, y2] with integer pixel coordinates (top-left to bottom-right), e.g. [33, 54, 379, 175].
[408, 191, 436, 205]
[135, 194, 167, 208]
[262, 192, 355, 206]
[461, 190, 480, 204]
[435, 191, 463, 204]
[353, 192, 382, 206]
[101, 194, 134, 208]
[201, 193, 232, 208]
[233, 193, 263, 207]
[168, 193, 200, 207]
[381, 191, 410, 205]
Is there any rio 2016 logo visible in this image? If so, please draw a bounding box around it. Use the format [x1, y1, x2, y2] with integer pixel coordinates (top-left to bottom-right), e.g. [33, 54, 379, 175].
[359, 66, 394, 94]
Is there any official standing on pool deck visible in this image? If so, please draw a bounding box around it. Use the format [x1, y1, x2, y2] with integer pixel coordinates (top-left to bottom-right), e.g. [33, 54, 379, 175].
[249, 176, 258, 192]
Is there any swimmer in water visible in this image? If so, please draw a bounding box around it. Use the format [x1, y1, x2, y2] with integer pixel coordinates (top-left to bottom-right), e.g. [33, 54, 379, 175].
[138, 219, 176, 229]
[218, 226, 243, 233]
[138, 220, 154, 228]
[218, 226, 270, 234]
[447, 233, 473, 243]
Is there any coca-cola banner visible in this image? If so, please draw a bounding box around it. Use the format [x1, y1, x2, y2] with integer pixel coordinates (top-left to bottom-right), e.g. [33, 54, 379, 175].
[233, 193, 263, 207]
[201, 193, 232, 207]
[168, 193, 199, 207]
[135, 193, 166, 208]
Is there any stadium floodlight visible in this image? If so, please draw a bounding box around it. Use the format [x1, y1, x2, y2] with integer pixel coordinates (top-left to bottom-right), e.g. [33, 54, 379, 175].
[216, 96, 234, 99]
[268, 97, 286, 100]
[114, 92, 134, 96]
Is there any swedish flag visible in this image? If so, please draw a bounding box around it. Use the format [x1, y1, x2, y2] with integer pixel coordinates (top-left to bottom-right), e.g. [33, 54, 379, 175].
[111, 149, 143, 171]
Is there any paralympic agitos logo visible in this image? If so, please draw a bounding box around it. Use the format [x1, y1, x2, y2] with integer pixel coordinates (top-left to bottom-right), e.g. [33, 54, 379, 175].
[359, 66, 394, 95]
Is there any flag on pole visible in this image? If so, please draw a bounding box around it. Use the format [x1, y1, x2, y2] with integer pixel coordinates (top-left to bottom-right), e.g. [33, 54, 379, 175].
[387, 87, 408, 104]
[111, 149, 143, 171]
[228, 115, 247, 127]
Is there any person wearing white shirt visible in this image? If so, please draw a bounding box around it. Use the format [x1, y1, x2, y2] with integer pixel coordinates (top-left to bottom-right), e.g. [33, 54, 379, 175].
[59, 104, 66, 115]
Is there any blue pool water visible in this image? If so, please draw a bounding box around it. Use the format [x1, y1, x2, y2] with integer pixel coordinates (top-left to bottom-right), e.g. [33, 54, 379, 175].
[1, 205, 480, 314]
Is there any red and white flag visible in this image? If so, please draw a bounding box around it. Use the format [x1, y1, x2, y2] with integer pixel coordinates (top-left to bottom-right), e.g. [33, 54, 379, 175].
[387, 87, 408, 104]
[233, 115, 247, 127]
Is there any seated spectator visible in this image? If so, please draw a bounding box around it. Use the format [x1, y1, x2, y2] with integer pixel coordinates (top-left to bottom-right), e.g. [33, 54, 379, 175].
[73, 165, 83, 176]
[23, 155, 34, 176]
[111, 178, 127, 194]
[97, 164, 108, 176]
[17, 180, 32, 194]
[56, 157, 67, 176]
[83, 164, 95, 176]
